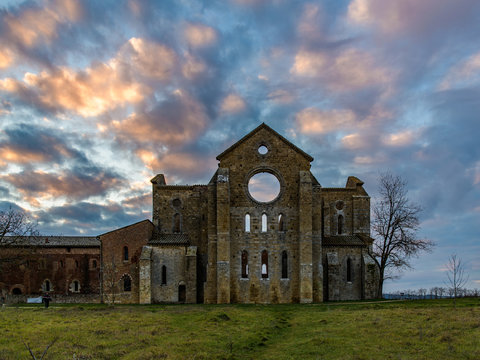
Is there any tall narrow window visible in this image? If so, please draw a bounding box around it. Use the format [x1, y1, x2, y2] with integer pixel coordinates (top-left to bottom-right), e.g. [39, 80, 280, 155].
[123, 246, 129, 261]
[346, 258, 352, 282]
[173, 213, 181, 233]
[73, 280, 79, 292]
[161, 265, 167, 285]
[241, 250, 249, 278]
[245, 214, 251, 233]
[45, 280, 50, 292]
[281, 251, 288, 279]
[123, 275, 131, 292]
[278, 214, 285, 232]
[261, 213, 267, 232]
[338, 215, 344, 235]
[261, 250, 268, 278]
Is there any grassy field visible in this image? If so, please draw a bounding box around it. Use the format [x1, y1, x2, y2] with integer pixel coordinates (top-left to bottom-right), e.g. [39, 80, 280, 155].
[0, 298, 479, 359]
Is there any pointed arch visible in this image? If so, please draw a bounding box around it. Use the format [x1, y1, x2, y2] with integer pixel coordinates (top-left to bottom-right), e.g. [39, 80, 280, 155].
[122, 274, 132, 292]
[245, 214, 251, 233]
[261, 213, 267, 232]
[278, 214, 285, 232]
[261, 250, 268, 278]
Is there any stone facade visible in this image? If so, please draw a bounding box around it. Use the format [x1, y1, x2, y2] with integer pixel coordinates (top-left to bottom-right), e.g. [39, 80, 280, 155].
[0, 123, 379, 303]
[139, 123, 379, 303]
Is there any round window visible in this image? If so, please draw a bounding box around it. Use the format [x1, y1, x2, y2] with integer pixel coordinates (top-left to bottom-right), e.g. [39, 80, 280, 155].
[258, 145, 268, 155]
[248, 172, 281, 203]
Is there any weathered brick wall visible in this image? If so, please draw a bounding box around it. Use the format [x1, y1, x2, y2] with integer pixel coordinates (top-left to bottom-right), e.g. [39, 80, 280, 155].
[0, 247, 100, 296]
[100, 220, 153, 303]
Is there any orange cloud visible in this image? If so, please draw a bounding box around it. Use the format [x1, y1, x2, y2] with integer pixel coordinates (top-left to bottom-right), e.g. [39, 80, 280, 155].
[0, 37, 180, 116]
[291, 48, 393, 92]
[119, 38, 177, 80]
[2, 169, 122, 205]
[184, 23, 218, 48]
[267, 89, 295, 104]
[113, 90, 208, 145]
[0, 147, 48, 164]
[296, 108, 356, 134]
[137, 151, 216, 178]
[0, 49, 13, 69]
[382, 130, 418, 147]
[341, 133, 370, 150]
[5, 0, 82, 47]
[220, 93, 246, 114]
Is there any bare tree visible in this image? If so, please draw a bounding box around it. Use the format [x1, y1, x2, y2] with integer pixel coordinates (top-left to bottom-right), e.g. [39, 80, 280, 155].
[0, 208, 39, 269]
[371, 173, 434, 298]
[445, 254, 469, 307]
[102, 254, 118, 306]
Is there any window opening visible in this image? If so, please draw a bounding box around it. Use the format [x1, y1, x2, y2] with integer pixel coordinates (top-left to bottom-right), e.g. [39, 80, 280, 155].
[173, 213, 181, 233]
[45, 280, 51, 292]
[162, 265, 167, 285]
[347, 258, 352, 282]
[281, 251, 288, 279]
[74, 281, 79, 292]
[123, 246, 129, 261]
[261, 213, 267, 232]
[278, 214, 285, 232]
[261, 250, 268, 278]
[258, 145, 268, 155]
[241, 251, 249, 278]
[123, 275, 131, 292]
[338, 214, 344, 235]
[75, 260, 79, 268]
[92, 260, 97, 268]
[248, 172, 281, 203]
[245, 214, 251, 232]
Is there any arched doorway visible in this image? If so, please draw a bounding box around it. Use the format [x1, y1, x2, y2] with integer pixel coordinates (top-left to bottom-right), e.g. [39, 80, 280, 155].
[178, 284, 186, 303]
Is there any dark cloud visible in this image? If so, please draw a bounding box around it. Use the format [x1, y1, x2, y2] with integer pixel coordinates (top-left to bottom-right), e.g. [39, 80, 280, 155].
[35, 200, 149, 235]
[0, 123, 88, 165]
[1, 167, 123, 203]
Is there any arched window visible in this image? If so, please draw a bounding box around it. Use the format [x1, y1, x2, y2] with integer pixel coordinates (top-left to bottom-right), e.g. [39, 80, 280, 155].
[123, 246, 129, 261]
[161, 265, 167, 285]
[12, 288, 22, 295]
[281, 251, 288, 279]
[73, 280, 79, 292]
[173, 213, 181, 233]
[261, 213, 267, 233]
[245, 214, 251, 232]
[123, 275, 131, 292]
[241, 250, 248, 278]
[278, 214, 285, 232]
[261, 250, 268, 278]
[44, 280, 51, 292]
[338, 215, 344, 235]
[347, 258, 352, 282]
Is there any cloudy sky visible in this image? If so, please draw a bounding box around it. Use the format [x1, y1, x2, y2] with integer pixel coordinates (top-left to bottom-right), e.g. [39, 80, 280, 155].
[1, 0, 479, 292]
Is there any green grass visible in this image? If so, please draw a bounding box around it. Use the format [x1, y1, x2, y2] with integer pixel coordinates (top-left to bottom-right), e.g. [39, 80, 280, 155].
[1, 299, 479, 359]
